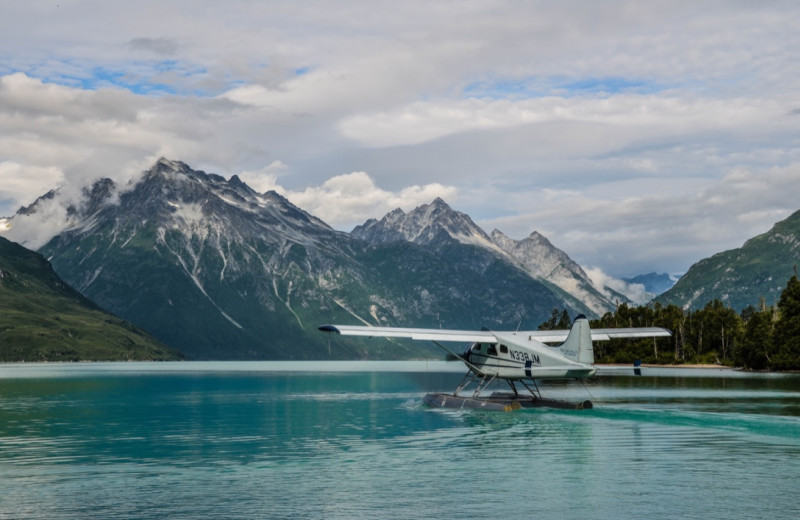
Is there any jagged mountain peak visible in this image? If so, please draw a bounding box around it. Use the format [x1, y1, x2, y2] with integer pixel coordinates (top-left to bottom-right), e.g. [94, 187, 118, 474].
[491, 228, 577, 272]
[527, 230, 547, 241]
[490, 227, 633, 313]
[144, 157, 216, 186]
[124, 159, 335, 241]
[352, 197, 494, 248]
[152, 156, 191, 174]
[3, 158, 336, 253]
[353, 202, 629, 314]
[26, 158, 365, 359]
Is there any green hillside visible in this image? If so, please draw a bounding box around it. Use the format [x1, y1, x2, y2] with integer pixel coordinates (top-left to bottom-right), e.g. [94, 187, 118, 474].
[0, 237, 182, 362]
[656, 209, 800, 310]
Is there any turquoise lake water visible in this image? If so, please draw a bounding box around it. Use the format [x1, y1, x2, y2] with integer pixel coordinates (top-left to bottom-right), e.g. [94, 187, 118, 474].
[1, 362, 799, 519]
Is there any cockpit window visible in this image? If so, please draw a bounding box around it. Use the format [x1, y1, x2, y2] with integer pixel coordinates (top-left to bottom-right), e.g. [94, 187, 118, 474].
[487, 345, 498, 356]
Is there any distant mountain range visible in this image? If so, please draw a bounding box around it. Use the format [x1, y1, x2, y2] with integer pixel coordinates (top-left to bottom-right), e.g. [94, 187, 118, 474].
[352, 198, 632, 315]
[5, 157, 787, 359]
[0, 236, 180, 361]
[3, 158, 622, 359]
[655, 209, 800, 310]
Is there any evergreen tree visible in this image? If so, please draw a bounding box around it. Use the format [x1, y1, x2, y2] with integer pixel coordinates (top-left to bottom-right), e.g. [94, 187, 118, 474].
[538, 308, 571, 330]
[550, 275, 800, 369]
[557, 308, 572, 329]
[772, 276, 800, 370]
[655, 303, 686, 362]
[736, 308, 773, 370]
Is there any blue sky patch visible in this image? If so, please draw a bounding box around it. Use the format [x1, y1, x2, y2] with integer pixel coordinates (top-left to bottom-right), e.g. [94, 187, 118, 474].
[463, 76, 664, 99]
[10, 58, 233, 97]
[560, 77, 661, 95]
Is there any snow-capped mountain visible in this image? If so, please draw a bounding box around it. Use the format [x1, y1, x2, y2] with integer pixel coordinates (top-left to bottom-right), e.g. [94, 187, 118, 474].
[353, 198, 627, 315]
[352, 197, 500, 251]
[3, 158, 574, 359]
[489, 230, 624, 314]
[30, 158, 365, 359]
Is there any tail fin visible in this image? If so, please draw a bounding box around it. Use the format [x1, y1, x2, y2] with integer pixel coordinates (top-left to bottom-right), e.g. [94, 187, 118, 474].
[559, 314, 594, 364]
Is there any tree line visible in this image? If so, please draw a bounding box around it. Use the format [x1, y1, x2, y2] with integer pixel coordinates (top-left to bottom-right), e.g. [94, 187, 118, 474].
[539, 275, 800, 371]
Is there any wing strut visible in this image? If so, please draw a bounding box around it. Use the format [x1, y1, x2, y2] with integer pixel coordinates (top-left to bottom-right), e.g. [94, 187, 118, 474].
[431, 340, 485, 376]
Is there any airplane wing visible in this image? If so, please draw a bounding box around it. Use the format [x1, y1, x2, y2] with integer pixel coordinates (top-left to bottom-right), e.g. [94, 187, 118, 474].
[318, 325, 496, 343]
[520, 327, 672, 343]
[319, 325, 671, 344]
[319, 324, 494, 375]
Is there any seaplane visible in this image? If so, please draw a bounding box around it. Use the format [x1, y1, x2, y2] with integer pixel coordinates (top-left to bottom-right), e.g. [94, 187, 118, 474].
[319, 315, 671, 411]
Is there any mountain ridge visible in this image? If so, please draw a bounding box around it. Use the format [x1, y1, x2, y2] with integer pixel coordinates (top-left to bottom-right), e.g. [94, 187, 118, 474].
[352, 197, 500, 251]
[4, 158, 796, 359]
[353, 197, 628, 314]
[655, 209, 800, 310]
[5, 159, 579, 359]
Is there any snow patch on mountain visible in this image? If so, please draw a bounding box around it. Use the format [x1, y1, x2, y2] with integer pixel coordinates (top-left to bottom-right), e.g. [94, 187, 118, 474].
[171, 202, 205, 227]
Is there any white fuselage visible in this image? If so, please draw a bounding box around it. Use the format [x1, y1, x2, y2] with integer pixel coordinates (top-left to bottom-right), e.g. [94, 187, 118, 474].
[463, 332, 596, 380]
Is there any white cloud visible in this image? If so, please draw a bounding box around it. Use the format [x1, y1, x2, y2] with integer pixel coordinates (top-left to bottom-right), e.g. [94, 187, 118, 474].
[584, 266, 651, 306]
[236, 161, 289, 194]
[0, 162, 64, 213]
[338, 94, 787, 148]
[1, 193, 71, 250]
[284, 171, 458, 230]
[478, 162, 800, 276]
[2, 1, 800, 278]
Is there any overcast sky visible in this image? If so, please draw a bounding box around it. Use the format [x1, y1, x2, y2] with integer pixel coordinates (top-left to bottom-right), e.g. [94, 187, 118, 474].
[2, 0, 800, 277]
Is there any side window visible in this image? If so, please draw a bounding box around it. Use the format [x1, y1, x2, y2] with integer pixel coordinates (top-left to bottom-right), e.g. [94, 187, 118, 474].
[487, 345, 498, 356]
[499, 345, 508, 354]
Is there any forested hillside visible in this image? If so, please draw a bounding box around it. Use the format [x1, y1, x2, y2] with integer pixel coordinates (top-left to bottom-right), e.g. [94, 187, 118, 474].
[580, 275, 800, 370]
